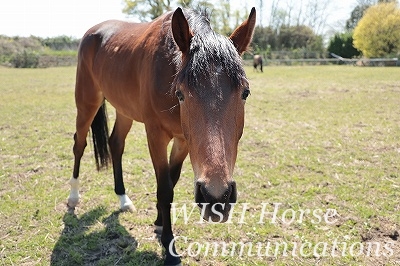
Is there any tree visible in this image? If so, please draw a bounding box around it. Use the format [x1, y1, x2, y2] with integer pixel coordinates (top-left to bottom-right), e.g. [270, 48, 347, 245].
[252, 26, 277, 51]
[122, 0, 172, 21]
[304, 0, 331, 34]
[208, 0, 233, 35]
[220, 0, 232, 35]
[328, 32, 360, 58]
[177, 0, 195, 6]
[267, 0, 331, 35]
[258, 0, 263, 27]
[353, 2, 400, 57]
[123, 0, 237, 35]
[278, 25, 315, 49]
[345, 4, 371, 30]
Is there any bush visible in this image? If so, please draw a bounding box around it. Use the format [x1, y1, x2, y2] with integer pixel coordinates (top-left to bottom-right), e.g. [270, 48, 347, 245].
[0, 35, 79, 68]
[11, 50, 39, 68]
[328, 32, 360, 58]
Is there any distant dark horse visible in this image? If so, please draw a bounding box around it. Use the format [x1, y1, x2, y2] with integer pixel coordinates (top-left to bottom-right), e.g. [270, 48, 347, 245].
[253, 54, 263, 72]
[67, 7, 256, 266]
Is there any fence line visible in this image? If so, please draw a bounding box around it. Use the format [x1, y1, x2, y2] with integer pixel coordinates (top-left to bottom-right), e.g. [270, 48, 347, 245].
[244, 57, 399, 67]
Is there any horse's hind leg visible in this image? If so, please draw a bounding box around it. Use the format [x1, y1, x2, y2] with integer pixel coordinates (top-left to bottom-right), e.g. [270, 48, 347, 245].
[69, 108, 102, 208]
[68, 67, 103, 209]
[109, 112, 135, 212]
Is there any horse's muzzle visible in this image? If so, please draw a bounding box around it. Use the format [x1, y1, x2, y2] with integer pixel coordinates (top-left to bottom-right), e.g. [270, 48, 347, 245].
[195, 180, 237, 223]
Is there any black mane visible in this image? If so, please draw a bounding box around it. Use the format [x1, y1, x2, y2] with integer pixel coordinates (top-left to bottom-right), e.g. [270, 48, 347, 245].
[172, 9, 247, 92]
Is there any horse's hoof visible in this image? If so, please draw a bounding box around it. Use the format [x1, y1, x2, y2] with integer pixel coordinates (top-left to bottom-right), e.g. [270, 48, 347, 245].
[67, 197, 80, 208]
[120, 203, 136, 212]
[119, 194, 135, 212]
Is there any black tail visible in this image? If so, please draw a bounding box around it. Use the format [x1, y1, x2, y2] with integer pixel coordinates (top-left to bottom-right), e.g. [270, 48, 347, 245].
[91, 101, 111, 170]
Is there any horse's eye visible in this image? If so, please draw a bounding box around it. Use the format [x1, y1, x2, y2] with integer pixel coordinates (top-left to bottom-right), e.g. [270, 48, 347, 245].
[242, 89, 250, 100]
[175, 90, 184, 102]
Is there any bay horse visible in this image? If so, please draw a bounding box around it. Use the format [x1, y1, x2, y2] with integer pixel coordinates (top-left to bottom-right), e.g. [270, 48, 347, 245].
[67, 7, 256, 266]
[253, 54, 263, 72]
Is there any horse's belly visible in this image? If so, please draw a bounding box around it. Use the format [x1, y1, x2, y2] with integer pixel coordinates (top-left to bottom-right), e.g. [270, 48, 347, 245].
[106, 96, 144, 123]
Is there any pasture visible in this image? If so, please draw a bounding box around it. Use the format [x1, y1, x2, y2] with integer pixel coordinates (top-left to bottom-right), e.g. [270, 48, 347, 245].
[0, 65, 399, 265]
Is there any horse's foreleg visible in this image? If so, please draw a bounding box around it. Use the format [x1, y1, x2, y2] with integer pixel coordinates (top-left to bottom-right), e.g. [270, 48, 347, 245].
[154, 137, 188, 234]
[109, 113, 134, 212]
[146, 126, 181, 266]
[169, 137, 188, 187]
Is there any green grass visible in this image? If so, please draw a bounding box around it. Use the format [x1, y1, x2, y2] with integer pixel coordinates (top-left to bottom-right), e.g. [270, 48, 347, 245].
[0, 65, 399, 265]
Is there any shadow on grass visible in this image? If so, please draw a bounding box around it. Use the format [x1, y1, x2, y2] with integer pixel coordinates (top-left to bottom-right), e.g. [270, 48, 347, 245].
[51, 206, 163, 265]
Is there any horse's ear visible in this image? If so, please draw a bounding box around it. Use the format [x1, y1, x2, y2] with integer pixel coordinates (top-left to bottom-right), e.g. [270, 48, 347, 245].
[172, 7, 192, 54]
[229, 7, 256, 55]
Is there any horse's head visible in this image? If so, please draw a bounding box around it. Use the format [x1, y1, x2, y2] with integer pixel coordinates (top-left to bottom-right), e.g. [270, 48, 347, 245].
[171, 8, 256, 222]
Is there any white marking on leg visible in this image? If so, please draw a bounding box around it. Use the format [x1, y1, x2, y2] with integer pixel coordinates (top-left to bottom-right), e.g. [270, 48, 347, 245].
[67, 177, 80, 208]
[118, 194, 135, 212]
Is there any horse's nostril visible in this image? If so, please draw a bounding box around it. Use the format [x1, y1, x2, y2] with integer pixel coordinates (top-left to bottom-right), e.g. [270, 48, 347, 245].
[195, 180, 237, 223]
[195, 180, 237, 204]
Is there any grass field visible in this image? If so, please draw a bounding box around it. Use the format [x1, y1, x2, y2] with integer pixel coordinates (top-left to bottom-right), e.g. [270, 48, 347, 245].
[0, 65, 399, 266]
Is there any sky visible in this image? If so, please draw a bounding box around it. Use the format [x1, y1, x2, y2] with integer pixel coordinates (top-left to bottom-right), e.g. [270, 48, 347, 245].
[0, 0, 357, 38]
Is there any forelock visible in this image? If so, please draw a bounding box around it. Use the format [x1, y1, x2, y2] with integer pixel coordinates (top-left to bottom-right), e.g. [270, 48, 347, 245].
[172, 9, 247, 92]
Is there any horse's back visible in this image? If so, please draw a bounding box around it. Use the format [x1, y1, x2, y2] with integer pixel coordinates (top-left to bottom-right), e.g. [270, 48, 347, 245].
[75, 13, 179, 129]
[78, 20, 149, 67]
